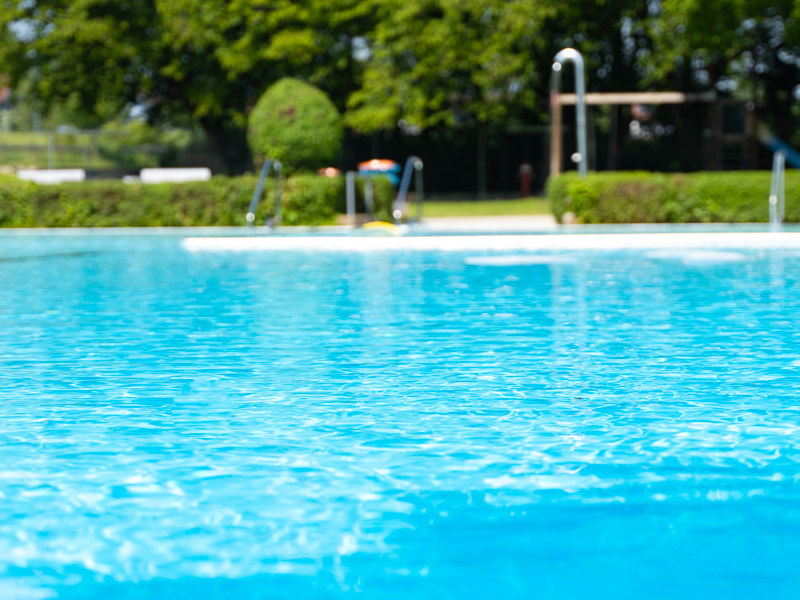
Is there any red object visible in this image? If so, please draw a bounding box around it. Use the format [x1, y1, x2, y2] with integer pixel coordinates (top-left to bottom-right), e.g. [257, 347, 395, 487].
[357, 159, 398, 171]
[519, 163, 533, 197]
[317, 167, 342, 177]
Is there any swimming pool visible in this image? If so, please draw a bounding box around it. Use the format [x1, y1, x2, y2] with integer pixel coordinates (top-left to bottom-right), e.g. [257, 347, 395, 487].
[2, 230, 800, 598]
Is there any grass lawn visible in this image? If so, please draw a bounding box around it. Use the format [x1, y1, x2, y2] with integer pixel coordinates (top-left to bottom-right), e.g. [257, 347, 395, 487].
[423, 196, 551, 217]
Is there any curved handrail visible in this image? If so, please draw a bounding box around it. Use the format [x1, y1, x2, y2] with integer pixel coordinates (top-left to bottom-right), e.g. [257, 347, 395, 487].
[770, 151, 785, 232]
[393, 155, 424, 223]
[552, 48, 588, 177]
[246, 159, 283, 227]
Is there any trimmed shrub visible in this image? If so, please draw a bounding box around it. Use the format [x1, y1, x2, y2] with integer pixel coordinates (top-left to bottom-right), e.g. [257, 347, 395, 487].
[0, 174, 346, 228]
[247, 78, 343, 172]
[547, 171, 800, 224]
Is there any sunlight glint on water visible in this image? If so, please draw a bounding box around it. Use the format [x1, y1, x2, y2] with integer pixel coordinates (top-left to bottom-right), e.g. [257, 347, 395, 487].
[1, 234, 799, 598]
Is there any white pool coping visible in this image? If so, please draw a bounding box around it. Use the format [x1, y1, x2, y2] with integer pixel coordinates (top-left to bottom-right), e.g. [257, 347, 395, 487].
[417, 215, 558, 232]
[182, 232, 800, 252]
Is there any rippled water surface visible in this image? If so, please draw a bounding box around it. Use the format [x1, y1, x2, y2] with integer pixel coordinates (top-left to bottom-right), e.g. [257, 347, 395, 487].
[2, 233, 800, 599]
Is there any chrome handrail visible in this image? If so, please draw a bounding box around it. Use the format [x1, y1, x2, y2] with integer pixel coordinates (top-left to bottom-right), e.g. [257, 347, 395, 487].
[393, 156, 424, 223]
[344, 172, 377, 225]
[552, 48, 588, 177]
[246, 158, 283, 227]
[770, 151, 785, 232]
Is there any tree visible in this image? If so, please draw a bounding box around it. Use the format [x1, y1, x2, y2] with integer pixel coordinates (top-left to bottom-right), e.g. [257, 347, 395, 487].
[345, 0, 553, 133]
[0, 0, 375, 173]
[11, 0, 793, 179]
[644, 0, 800, 143]
[344, 0, 666, 135]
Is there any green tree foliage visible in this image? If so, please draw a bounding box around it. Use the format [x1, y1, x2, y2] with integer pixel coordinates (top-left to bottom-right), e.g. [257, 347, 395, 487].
[645, 0, 800, 87]
[0, 0, 372, 172]
[344, 0, 659, 133]
[644, 1, 800, 140]
[345, 0, 553, 132]
[548, 1, 654, 93]
[4, 0, 800, 172]
[247, 78, 343, 171]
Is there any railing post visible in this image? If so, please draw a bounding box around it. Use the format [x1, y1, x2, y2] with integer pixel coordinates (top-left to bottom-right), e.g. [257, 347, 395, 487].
[393, 155, 423, 223]
[770, 151, 785, 232]
[414, 158, 424, 220]
[247, 159, 273, 225]
[549, 90, 563, 177]
[272, 160, 283, 227]
[246, 158, 283, 227]
[345, 171, 357, 226]
[551, 48, 587, 177]
[364, 177, 374, 219]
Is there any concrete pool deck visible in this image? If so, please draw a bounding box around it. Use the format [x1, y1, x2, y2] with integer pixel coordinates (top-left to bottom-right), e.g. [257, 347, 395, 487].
[415, 214, 559, 232]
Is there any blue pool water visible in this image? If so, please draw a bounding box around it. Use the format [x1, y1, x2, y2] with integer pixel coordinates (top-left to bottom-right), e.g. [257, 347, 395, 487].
[2, 231, 800, 599]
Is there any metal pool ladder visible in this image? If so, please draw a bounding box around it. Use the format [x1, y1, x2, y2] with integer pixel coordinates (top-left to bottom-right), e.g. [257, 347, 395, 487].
[770, 151, 785, 232]
[345, 171, 375, 224]
[552, 48, 588, 177]
[246, 158, 283, 227]
[393, 156, 424, 224]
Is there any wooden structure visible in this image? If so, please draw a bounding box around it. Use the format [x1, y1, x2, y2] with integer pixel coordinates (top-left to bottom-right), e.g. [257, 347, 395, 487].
[550, 91, 755, 175]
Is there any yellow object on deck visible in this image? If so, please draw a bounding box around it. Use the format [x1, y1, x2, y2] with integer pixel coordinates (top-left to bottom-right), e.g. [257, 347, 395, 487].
[360, 221, 401, 236]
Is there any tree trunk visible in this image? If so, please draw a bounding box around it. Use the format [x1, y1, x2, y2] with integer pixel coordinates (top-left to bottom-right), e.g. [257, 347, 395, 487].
[200, 117, 252, 175]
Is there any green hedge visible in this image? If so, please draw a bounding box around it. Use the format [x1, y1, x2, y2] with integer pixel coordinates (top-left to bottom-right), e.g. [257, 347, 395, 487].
[333, 175, 395, 222]
[0, 173, 393, 228]
[546, 171, 800, 224]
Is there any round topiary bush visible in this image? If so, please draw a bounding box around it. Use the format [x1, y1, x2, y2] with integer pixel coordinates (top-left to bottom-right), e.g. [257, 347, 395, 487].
[247, 78, 343, 171]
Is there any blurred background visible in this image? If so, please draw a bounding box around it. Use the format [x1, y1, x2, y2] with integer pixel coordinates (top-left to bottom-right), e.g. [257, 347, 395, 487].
[1, 0, 799, 197]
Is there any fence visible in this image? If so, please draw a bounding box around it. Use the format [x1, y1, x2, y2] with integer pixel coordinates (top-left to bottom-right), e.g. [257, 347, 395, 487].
[0, 130, 219, 173]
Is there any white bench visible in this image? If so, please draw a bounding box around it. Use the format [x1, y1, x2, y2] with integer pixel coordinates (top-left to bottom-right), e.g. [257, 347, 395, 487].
[16, 169, 86, 184]
[139, 168, 212, 183]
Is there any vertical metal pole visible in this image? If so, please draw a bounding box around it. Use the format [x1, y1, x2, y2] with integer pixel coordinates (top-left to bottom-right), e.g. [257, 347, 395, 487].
[393, 155, 420, 223]
[574, 58, 587, 177]
[364, 178, 374, 219]
[552, 48, 587, 177]
[414, 158, 424, 220]
[549, 90, 563, 177]
[273, 160, 283, 226]
[769, 153, 777, 230]
[769, 151, 785, 232]
[247, 159, 272, 225]
[346, 171, 356, 226]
